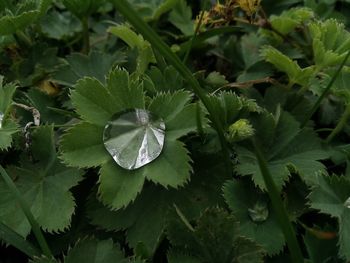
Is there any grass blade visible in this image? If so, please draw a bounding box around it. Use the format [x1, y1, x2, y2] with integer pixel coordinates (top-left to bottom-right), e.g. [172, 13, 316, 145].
[112, 0, 233, 176]
[252, 139, 304, 263]
[0, 221, 40, 258]
[0, 165, 52, 258]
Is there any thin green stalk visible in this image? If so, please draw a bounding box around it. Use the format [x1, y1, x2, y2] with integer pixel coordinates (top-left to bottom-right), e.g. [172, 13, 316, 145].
[252, 139, 304, 263]
[15, 31, 32, 47]
[301, 50, 350, 128]
[112, 0, 232, 176]
[182, 11, 205, 64]
[326, 103, 350, 143]
[0, 165, 52, 258]
[81, 17, 90, 54]
[0, 222, 40, 258]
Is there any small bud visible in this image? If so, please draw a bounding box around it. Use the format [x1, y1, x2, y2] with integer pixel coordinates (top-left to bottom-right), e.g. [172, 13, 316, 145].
[227, 119, 255, 142]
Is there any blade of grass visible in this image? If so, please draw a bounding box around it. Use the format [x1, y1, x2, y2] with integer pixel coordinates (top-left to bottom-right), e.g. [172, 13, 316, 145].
[0, 221, 40, 258]
[0, 165, 52, 258]
[252, 139, 304, 263]
[301, 50, 350, 128]
[112, 0, 232, 176]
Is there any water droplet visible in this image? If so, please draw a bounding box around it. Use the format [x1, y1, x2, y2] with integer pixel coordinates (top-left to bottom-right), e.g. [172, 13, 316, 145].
[344, 197, 350, 209]
[0, 112, 4, 129]
[103, 109, 165, 170]
[248, 199, 269, 223]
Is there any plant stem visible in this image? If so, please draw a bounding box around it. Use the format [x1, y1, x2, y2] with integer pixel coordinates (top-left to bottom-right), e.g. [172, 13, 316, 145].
[0, 222, 40, 258]
[82, 17, 90, 54]
[326, 103, 350, 143]
[252, 139, 304, 263]
[301, 50, 350, 129]
[15, 31, 32, 47]
[112, 0, 233, 176]
[0, 165, 52, 258]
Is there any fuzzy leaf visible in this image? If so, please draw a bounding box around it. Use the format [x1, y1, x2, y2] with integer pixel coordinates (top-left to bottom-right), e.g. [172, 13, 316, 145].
[236, 111, 329, 190]
[308, 174, 350, 260]
[270, 7, 314, 35]
[261, 46, 314, 86]
[60, 122, 110, 168]
[106, 68, 145, 110]
[148, 91, 200, 139]
[127, 0, 177, 21]
[65, 238, 126, 263]
[98, 160, 145, 210]
[223, 179, 285, 255]
[71, 77, 117, 126]
[0, 126, 82, 236]
[309, 19, 350, 69]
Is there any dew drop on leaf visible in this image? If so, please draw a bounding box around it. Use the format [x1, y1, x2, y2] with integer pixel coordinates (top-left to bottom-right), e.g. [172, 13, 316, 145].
[103, 109, 165, 170]
[344, 197, 350, 209]
[0, 112, 4, 129]
[248, 199, 269, 223]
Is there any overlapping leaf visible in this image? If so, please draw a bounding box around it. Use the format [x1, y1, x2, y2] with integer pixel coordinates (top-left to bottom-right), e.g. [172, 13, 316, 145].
[236, 111, 329, 190]
[0, 126, 82, 237]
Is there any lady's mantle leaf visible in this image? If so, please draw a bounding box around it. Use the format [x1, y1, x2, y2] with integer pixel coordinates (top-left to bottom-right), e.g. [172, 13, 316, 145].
[308, 174, 350, 260]
[60, 122, 110, 168]
[236, 111, 328, 190]
[98, 160, 146, 210]
[223, 179, 285, 255]
[0, 126, 82, 237]
[71, 68, 145, 126]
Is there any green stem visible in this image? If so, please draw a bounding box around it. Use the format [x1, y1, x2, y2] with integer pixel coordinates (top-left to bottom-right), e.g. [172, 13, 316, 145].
[112, 0, 233, 176]
[0, 222, 40, 258]
[81, 17, 90, 54]
[301, 50, 350, 129]
[182, 11, 205, 64]
[326, 104, 350, 143]
[252, 139, 304, 263]
[15, 30, 32, 47]
[0, 165, 52, 258]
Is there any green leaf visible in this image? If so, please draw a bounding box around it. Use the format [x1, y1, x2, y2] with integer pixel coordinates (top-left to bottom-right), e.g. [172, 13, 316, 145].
[261, 46, 314, 86]
[60, 122, 110, 168]
[0, 0, 51, 35]
[167, 250, 201, 263]
[108, 25, 155, 74]
[62, 0, 105, 18]
[270, 7, 314, 35]
[308, 174, 350, 260]
[168, 0, 194, 36]
[106, 67, 145, 110]
[0, 119, 18, 150]
[223, 179, 285, 255]
[70, 77, 117, 126]
[167, 207, 265, 263]
[236, 111, 329, 190]
[146, 66, 184, 93]
[30, 257, 58, 263]
[65, 237, 126, 263]
[53, 51, 125, 87]
[309, 19, 350, 69]
[40, 10, 82, 40]
[0, 126, 82, 236]
[127, 0, 177, 21]
[89, 186, 170, 257]
[98, 160, 145, 210]
[143, 139, 192, 187]
[148, 91, 200, 140]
